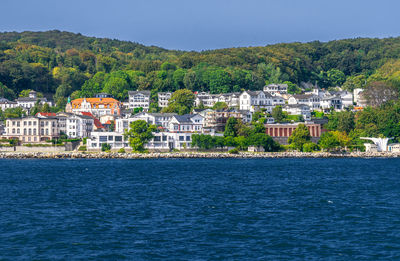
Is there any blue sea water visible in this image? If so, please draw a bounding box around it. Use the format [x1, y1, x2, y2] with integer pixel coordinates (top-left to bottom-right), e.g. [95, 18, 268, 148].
[1, 158, 400, 260]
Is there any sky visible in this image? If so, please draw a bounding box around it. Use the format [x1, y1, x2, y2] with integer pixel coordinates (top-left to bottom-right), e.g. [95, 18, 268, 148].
[1, 0, 399, 51]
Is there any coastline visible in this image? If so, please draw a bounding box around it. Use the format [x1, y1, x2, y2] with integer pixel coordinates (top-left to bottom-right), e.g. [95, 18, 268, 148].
[0, 151, 399, 159]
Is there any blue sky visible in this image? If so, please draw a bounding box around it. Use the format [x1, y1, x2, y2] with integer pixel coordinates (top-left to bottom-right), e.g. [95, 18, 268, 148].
[1, 0, 399, 51]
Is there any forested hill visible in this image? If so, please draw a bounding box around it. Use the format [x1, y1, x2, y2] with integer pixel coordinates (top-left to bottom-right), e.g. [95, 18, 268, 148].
[1, 30, 400, 108]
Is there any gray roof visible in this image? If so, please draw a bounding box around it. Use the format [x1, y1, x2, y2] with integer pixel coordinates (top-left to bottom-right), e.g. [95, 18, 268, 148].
[292, 94, 316, 99]
[284, 104, 310, 109]
[173, 114, 197, 123]
[16, 97, 48, 102]
[244, 90, 272, 97]
[128, 90, 151, 96]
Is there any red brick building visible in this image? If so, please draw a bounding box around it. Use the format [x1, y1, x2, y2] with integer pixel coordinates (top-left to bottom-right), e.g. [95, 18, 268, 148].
[265, 123, 322, 138]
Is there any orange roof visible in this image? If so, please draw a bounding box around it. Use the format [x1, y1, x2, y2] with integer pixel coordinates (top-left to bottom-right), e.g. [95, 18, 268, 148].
[80, 112, 105, 129]
[36, 112, 56, 117]
[72, 98, 120, 104]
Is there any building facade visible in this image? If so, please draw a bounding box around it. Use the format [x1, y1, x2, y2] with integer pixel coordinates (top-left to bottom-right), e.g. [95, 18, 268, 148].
[128, 91, 151, 111]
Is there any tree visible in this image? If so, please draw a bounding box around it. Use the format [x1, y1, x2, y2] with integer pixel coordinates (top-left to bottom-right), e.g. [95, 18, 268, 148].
[271, 105, 284, 123]
[224, 117, 238, 137]
[288, 124, 311, 151]
[162, 89, 195, 115]
[0, 82, 16, 100]
[327, 69, 346, 86]
[319, 132, 340, 151]
[212, 102, 228, 111]
[326, 110, 355, 134]
[247, 133, 280, 152]
[363, 81, 398, 107]
[101, 143, 111, 152]
[124, 120, 156, 152]
[303, 142, 319, 152]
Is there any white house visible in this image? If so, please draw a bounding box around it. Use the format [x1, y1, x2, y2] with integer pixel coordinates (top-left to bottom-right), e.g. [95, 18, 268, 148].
[168, 114, 204, 133]
[239, 90, 273, 112]
[128, 91, 151, 111]
[15, 91, 52, 111]
[86, 131, 195, 151]
[65, 114, 94, 138]
[263, 83, 288, 96]
[321, 95, 343, 111]
[354, 88, 367, 107]
[195, 92, 217, 107]
[0, 98, 18, 110]
[282, 104, 311, 121]
[158, 92, 172, 108]
[288, 94, 321, 110]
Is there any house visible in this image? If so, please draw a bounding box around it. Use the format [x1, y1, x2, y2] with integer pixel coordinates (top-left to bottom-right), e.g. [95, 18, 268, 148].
[388, 143, 400, 153]
[15, 91, 52, 111]
[128, 91, 151, 111]
[80, 112, 105, 131]
[195, 92, 216, 107]
[320, 95, 343, 111]
[115, 112, 177, 133]
[168, 114, 204, 133]
[248, 146, 265, 152]
[86, 131, 195, 151]
[65, 114, 94, 138]
[282, 104, 311, 121]
[339, 91, 353, 107]
[66, 97, 122, 117]
[204, 109, 243, 132]
[158, 92, 172, 108]
[0, 98, 18, 110]
[239, 90, 273, 112]
[288, 94, 321, 110]
[263, 84, 288, 96]
[4, 116, 59, 143]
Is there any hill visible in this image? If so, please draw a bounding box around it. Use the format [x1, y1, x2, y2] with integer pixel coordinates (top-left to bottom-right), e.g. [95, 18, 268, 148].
[1, 30, 400, 108]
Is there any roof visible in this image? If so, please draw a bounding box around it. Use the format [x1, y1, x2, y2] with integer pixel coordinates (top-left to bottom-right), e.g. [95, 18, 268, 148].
[128, 90, 151, 96]
[284, 104, 310, 109]
[243, 90, 272, 97]
[36, 112, 56, 117]
[16, 97, 48, 102]
[173, 114, 198, 124]
[71, 97, 120, 104]
[292, 94, 316, 99]
[80, 112, 105, 129]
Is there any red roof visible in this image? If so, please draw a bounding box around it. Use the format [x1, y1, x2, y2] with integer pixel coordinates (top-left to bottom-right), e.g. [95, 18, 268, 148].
[80, 112, 105, 129]
[36, 112, 56, 117]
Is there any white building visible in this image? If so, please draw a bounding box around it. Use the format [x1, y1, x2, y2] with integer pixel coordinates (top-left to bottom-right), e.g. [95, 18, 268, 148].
[321, 95, 343, 111]
[282, 104, 311, 121]
[263, 84, 288, 96]
[65, 114, 94, 138]
[15, 91, 52, 110]
[195, 92, 216, 107]
[128, 91, 151, 111]
[0, 98, 18, 110]
[354, 88, 367, 107]
[239, 90, 273, 112]
[86, 131, 195, 151]
[168, 114, 204, 133]
[4, 116, 59, 143]
[115, 112, 178, 133]
[158, 92, 172, 108]
[288, 94, 321, 110]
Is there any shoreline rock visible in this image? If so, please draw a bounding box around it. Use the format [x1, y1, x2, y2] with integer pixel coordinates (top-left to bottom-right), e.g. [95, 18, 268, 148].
[0, 151, 399, 159]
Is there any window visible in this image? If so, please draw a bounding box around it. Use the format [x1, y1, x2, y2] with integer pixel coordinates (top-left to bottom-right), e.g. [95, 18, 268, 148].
[179, 136, 184, 141]
[28, 129, 31, 135]
[24, 129, 27, 135]
[108, 136, 113, 141]
[186, 136, 190, 141]
[115, 136, 122, 142]
[154, 136, 161, 142]
[46, 129, 48, 135]
[99, 136, 107, 142]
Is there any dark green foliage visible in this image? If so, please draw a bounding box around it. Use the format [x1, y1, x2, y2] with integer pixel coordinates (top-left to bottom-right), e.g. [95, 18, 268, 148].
[288, 124, 311, 151]
[2, 31, 400, 102]
[101, 143, 111, 152]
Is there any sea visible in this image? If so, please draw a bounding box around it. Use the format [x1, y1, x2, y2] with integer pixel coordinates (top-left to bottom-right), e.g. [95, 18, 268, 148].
[0, 158, 400, 260]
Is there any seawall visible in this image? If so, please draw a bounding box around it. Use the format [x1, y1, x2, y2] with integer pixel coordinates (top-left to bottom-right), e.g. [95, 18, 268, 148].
[0, 151, 399, 159]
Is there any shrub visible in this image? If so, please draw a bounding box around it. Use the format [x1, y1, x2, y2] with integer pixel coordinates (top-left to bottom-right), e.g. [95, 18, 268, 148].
[228, 148, 239, 154]
[303, 142, 320, 152]
[101, 143, 111, 152]
[78, 145, 87, 151]
[118, 148, 126, 153]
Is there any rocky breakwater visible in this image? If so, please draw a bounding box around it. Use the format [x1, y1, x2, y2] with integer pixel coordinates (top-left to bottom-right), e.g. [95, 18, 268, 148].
[0, 151, 400, 159]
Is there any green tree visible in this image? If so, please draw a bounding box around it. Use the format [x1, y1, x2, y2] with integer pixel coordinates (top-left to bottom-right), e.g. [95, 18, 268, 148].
[0, 82, 16, 100]
[247, 133, 280, 152]
[319, 132, 340, 151]
[162, 89, 195, 115]
[124, 120, 156, 152]
[288, 124, 311, 151]
[212, 102, 228, 111]
[303, 142, 319, 152]
[224, 117, 238, 137]
[271, 105, 284, 123]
